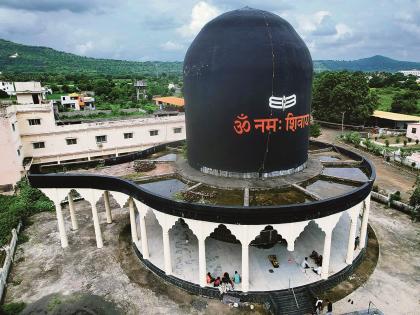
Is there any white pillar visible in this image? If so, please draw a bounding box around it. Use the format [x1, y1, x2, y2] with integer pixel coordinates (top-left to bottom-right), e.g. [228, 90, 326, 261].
[346, 217, 358, 264]
[139, 215, 149, 259]
[68, 192, 78, 230]
[360, 198, 370, 249]
[91, 202, 103, 248]
[55, 202, 68, 248]
[104, 191, 112, 224]
[242, 243, 249, 292]
[129, 198, 138, 243]
[162, 229, 172, 275]
[198, 237, 206, 287]
[321, 230, 332, 280]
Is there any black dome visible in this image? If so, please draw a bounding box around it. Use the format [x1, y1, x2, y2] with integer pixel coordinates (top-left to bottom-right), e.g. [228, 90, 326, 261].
[184, 8, 313, 177]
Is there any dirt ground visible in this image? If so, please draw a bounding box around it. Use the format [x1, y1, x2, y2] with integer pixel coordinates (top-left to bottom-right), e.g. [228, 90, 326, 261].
[334, 202, 420, 314]
[318, 128, 417, 202]
[4, 200, 266, 315]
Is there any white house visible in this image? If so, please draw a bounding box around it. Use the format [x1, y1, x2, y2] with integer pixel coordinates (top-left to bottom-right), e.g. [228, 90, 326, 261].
[406, 122, 420, 141]
[61, 93, 95, 110]
[0, 81, 15, 96]
[399, 69, 420, 77]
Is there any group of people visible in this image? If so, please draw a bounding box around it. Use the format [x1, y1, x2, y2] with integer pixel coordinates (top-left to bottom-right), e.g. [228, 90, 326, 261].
[301, 255, 322, 275]
[207, 271, 241, 293]
[314, 297, 333, 315]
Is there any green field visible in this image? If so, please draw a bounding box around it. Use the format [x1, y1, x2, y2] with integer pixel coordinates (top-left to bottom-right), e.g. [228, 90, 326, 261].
[371, 87, 420, 113]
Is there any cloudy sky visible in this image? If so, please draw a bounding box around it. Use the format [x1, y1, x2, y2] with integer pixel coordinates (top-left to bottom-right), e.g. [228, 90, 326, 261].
[0, 0, 419, 62]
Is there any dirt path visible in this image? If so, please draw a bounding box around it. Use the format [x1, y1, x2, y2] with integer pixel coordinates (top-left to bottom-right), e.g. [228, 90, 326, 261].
[4, 200, 266, 315]
[334, 201, 420, 314]
[318, 128, 417, 202]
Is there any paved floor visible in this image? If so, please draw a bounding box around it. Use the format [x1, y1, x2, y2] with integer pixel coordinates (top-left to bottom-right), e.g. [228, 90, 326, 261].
[143, 210, 362, 291]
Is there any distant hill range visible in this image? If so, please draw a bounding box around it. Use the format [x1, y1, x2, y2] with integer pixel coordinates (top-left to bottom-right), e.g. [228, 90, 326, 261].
[313, 55, 420, 72]
[1, 39, 419, 75]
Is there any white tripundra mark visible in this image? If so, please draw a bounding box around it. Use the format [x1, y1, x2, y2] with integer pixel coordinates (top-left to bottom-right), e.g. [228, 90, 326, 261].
[269, 94, 296, 110]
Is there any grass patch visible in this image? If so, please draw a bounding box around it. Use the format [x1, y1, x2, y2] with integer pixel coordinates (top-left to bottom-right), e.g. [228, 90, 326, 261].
[371, 87, 420, 113]
[0, 302, 26, 315]
[47, 295, 62, 311]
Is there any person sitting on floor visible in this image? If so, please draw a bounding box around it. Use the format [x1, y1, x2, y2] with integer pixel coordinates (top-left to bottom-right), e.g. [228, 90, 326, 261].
[312, 265, 322, 275]
[316, 255, 323, 266]
[233, 271, 241, 284]
[206, 272, 215, 284]
[213, 277, 221, 287]
[315, 297, 323, 315]
[310, 250, 318, 260]
[301, 257, 310, 269]
[222, 272, 230, 284]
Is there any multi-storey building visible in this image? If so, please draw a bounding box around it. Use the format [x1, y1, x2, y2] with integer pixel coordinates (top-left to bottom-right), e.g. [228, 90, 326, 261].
[0, 102, 186, 189]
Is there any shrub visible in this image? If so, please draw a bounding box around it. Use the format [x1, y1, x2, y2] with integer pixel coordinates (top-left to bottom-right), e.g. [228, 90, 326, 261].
[396, 137, 400, 144]
[374, 136, 378, 141]
[0, 302, 26, 315]
[385, 139, 390, 147]
[386, 156, 391, 162]
[133, 160, 156, 172]
[309, 122, 322, 138]
[416, 139, 419, 145]
[412, 162, 417, 169]
[390, 191, 401, 202]
[372, 184, 379, 192]
[404, 140, 407, 146]
[408, 138, 412, 143]
[0, 178, 53, 247]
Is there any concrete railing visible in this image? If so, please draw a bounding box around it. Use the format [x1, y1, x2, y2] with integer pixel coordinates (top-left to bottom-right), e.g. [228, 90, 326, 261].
[371, 191, 414, 215]
[0, 222, 22, 301]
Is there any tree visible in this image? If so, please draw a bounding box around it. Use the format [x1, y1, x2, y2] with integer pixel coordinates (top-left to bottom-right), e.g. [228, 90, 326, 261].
[391, 91, 418, 114]
[312, 71, 378, 125]
[309, 122, 322, 138]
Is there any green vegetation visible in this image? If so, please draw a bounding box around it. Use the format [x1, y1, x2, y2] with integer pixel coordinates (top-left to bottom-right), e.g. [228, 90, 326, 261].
[0, 302, 26, 315]
[314, 55, 420, 72]
[0, 178, 54, 247]
[309, 122, 322, 138]
[312, 71, 378, 125]
[0, 39, 182, 76]
[409, 176, 420, 222]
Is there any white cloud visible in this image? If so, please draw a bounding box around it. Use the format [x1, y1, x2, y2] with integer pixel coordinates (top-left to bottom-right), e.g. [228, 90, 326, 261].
[160, 40, 184, 51]
[177, 1, 220, 38]
[75, 41, 94, 55]
[296, 10, 330, 33]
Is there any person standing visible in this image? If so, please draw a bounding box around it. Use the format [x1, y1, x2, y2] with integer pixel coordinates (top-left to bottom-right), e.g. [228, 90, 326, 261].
[314, 297, 323, 315]
[326, 299, 333, 315]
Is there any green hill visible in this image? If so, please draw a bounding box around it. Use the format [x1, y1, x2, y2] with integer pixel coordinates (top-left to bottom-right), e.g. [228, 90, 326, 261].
[1, 39, 419, 75]
[313, 55, 420, 72]
[0, 39, 182, 76]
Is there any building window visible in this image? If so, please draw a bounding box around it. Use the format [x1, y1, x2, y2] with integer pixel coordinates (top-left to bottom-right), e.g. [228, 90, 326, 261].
[17, 149, 20, 156]
[124, 132, 133, 139]
[11, 123, 15, 131]
[66, 138, 77, 145]
[28, 119, 41, 126]
[412, 128, 417, 133]
[96, 135, 107, 143]
[149, 130, 159, 136]
[173, 127, 182, 134]
[33, 142, 45, 149]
